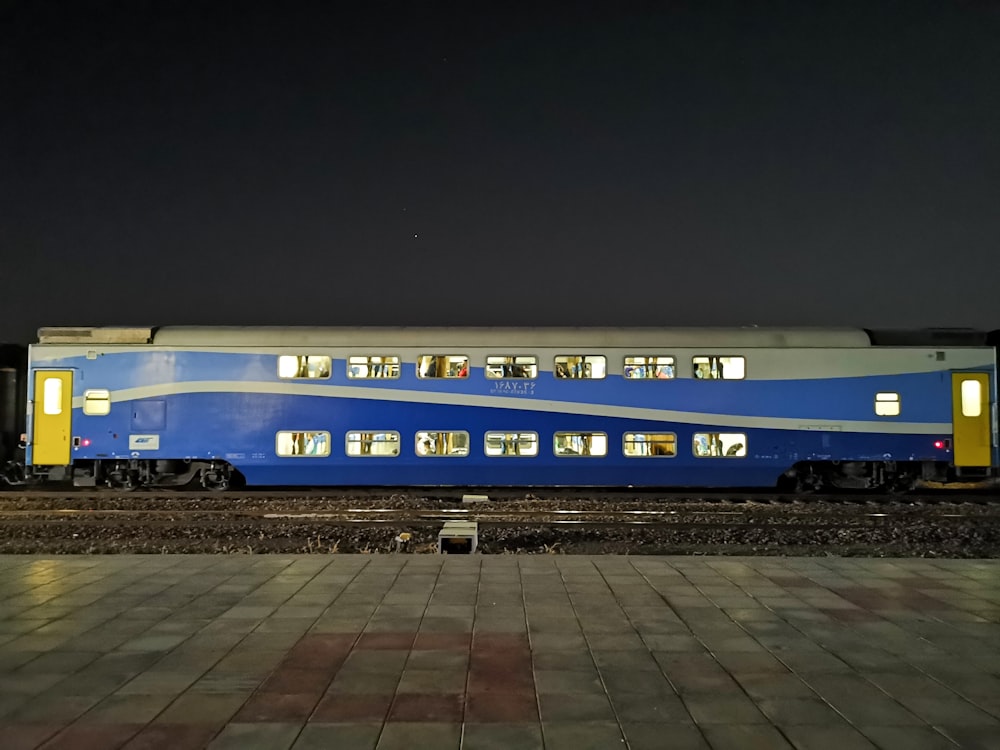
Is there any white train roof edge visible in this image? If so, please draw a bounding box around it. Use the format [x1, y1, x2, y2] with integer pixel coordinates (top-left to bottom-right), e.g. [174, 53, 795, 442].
[35, 325, 880, 348]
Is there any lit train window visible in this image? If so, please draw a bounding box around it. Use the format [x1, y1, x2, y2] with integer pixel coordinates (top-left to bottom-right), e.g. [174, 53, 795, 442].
[276, 431, 331, 457]
[42, 377, 63, 415]
[624, 433, 677, 457]
[692, 356, 744, 380]
[960, 380, 982, 418]
[416, 431, 470, 457]
[624, 356, 675, 380]
[278, 355, 331, 379]
[348, 355, 400, 379]
[83, 389, 111, 416]
[485, 432, 538, 457]
[486, 356, 538, 379]
[692, 432, 746, 457]
[554, 432, 608, 457]
[874, 392, 900, 417]
[346, 431, 400, 457]
[554, 355, 606, 379]
[417, 355, 469, 378]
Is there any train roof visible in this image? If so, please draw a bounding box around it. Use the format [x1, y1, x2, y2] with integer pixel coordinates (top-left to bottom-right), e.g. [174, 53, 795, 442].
[36, 325, 879, 348]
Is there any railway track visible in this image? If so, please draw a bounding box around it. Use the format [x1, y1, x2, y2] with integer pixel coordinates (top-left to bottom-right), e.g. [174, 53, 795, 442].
[1, 490, 999, 557]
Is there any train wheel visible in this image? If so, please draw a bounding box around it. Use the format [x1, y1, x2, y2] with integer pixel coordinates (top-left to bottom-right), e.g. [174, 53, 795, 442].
[200, 463, 231, 491]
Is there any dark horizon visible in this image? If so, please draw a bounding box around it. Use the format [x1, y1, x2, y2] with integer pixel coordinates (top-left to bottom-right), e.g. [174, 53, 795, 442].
[3, 1, 999, 346]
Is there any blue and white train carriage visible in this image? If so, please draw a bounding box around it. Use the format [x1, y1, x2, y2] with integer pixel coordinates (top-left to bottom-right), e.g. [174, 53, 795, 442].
[23, 326, 998, 491]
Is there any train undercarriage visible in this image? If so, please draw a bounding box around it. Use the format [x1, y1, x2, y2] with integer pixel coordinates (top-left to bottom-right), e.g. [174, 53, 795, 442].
[1, 458, 993, 493]
[782, 460, 992, 493]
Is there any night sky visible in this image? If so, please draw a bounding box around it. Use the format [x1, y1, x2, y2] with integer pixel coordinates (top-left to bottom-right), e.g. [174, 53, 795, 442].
[3, 1, 999, 345]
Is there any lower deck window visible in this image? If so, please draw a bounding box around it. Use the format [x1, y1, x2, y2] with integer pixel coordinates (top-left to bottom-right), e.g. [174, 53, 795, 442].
[276, 431, 331, 456]
[485, 432, 538, 456]
[346, 431, 400, 456]
[624, 432, 676, 457]
[554, 432, 608, 457]
[416, 430, 470, 456]
[693, 432, 746, 457]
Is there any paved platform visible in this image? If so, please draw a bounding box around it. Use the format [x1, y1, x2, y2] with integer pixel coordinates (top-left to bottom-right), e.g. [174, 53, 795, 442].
[0, 555, 999, 750]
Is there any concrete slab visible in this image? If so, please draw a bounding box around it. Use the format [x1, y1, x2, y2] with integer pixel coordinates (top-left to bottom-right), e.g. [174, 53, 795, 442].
[0, 554, 998, 748]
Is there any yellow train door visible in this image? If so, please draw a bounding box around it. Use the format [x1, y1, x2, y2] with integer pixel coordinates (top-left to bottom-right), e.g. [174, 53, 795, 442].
[951, 373, 991, 467]
[32, 370, 73, 466]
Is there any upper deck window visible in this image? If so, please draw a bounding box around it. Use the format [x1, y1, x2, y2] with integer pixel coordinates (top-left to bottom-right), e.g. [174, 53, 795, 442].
[554, 355, 606, 379]
[693, 356, 745, 380]
[624, 356, 675, 380]
[486, 356, 538, 379]
[348, 356, 400, 379]
[278, 355, 331, 379]
[417, 355, 469, 379]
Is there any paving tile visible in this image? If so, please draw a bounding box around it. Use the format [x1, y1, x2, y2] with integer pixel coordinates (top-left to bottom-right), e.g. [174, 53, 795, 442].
[233, 692, 321, 722]
[312, 692, 393, 722]
[460, 723, 544, 750]
[37, 722, 144, 750]
[537, 692, 617, 722]
[153, 693, 249, 726]
[290, 722, 381, 750]
[0, 723, 64, 750]
[682, 693, 769, 725]
[396, 668, 467, 693]
[205, 722, 301, 750]
[621, 722, 709, 749]
[856, 726, 963, 750]
[540, 721, 624, 750]
[701, 724, 796, 750]
[388, 692, 464, 722]
[465, 691, 539, 722]
[375, 722, 461, 750]
[120, 724, 221, 750]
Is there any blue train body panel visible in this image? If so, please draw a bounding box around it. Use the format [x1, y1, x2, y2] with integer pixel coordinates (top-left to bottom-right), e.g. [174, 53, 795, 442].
[24, 326, 998, 488]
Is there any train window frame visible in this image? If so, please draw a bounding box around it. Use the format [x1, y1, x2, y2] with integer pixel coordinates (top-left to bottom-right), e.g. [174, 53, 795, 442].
[692, 355, 745, 380]
[415, 430, 471, 457]
[553, 355, 606, 380]
[484, 431, 539, 457]
[345, 431, 401, 457]
[348, 355, 400, 380]
[277, 355, 332, 380]
[960, 380, 982, 418]
[874, 392, 901, 417]
[275, 430, 331, 457]
[485, 355, 538, 379]
[692, 432, 747, 457]
[417, 355, 469, 379]
[83, 389, 111, 416]
[553, 432, 608, 457]
[624, 356, 675, 380]
[623, 432, 677, 457]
